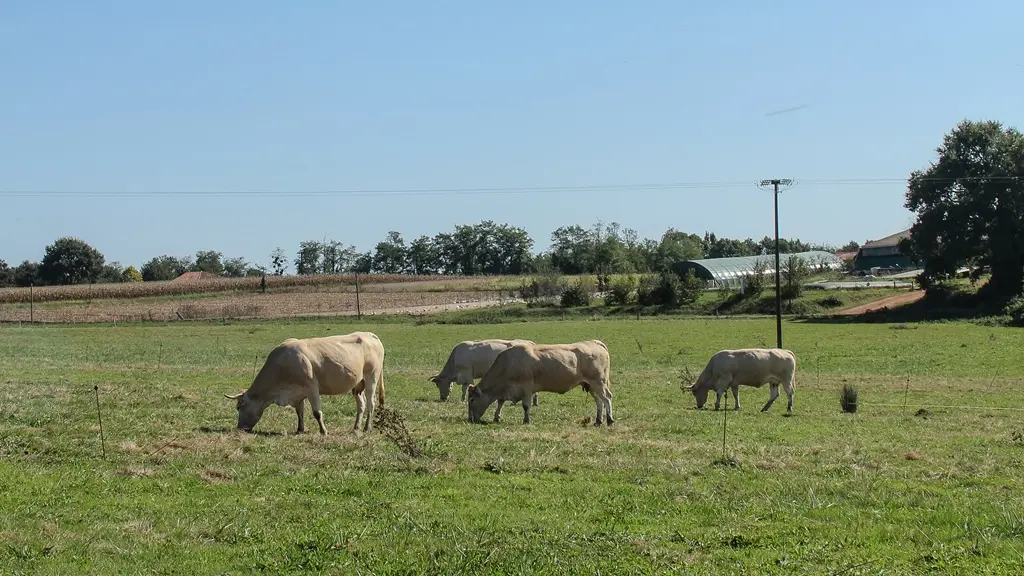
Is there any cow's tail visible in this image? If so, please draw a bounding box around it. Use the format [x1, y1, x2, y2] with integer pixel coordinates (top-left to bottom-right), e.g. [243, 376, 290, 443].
[377, 367, 386, 406]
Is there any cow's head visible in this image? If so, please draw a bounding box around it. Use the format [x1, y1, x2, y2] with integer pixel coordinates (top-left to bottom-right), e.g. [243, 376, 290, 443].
[681, 364, 708, 409]
[429, 374, 454, 402]
[224, 391, 266, 432]
[466, 385, 493, 424]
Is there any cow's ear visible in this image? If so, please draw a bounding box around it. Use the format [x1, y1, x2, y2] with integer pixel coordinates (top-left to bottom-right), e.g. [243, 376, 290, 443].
[468, 386, 480, 397]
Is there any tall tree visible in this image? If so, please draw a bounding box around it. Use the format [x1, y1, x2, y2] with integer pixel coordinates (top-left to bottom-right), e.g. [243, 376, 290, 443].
[141, 255, 191, 281]
[550, 225, 593, 274]
[223, 257, 248, 278]
[0, 259, 13, 287]
[656, 229, 704, 271]
[904, 120, 1024, 299]
[269, 247, 288, 276]
[407, 235, 441, 275]
[192, 250, 225, 275]
[372, 231, 409, 274]
[294, 240, 323, 275]
[13, 261, 40, 287]
[39, 237, 106, 285]
[320, 240, 358, 274]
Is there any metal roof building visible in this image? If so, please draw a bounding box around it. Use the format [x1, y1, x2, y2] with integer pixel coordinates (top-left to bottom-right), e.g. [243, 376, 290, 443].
[673, 250, 844, 289]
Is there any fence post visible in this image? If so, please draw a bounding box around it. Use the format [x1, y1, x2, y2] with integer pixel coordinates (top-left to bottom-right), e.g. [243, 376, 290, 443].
[30, 282, 34, 323]
[355, 273, 362, 319]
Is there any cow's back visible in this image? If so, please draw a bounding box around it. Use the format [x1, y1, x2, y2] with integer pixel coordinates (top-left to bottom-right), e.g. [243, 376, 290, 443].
[299, 333, 384, 393]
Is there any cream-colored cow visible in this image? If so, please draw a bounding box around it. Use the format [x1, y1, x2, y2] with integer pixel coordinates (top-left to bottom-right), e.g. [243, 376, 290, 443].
[467, 340, 613, 426]
[430, 338, 536, 402]
[684, 348, 796, 414]
[224, 332, 385, 434]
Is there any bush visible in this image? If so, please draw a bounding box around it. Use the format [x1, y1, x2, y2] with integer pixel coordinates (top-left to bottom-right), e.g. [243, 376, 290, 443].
[676, 269, 705, 305]
[560, 281, 594, 308]
[637, 272, 682, 307]
[780, 283, 802, 300]
[604, 275, 638, 306]
[1002, 296, 1024, 326]
[819, 294, 844, 309]
[121, 265, 143, 283]
[782, 254, 810, 299]
[740, 258, 769, 298]
[518, 271, 566, 302]
[840, 383, 859, 413]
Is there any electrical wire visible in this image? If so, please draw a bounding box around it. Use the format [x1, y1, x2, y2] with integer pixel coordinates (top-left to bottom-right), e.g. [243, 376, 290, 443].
[0, 176, 1017, 198]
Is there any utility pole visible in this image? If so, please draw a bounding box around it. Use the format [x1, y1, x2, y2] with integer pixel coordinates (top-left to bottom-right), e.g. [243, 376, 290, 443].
[757, 178, 794, 349]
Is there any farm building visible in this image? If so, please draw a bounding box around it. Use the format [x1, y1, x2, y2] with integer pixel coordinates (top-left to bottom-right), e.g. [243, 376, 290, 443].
[673, 250, 844, 289]
[853, 229, 915, 271]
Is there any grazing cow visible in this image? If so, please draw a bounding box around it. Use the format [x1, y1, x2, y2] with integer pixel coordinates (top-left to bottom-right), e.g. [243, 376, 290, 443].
[430, 338, 537, 404]
[223, 332, 385, 434]
[684, 348, 796, 414]
[467, 340, 613, 426]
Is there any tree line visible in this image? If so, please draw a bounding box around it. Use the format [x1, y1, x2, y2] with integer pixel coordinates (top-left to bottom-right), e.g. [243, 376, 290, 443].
[0, 221, 855, 288]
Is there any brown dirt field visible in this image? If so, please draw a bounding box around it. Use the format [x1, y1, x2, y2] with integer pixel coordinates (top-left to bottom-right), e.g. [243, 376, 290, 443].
[836, 290, 925, 315]
[0, 290, 518, 324]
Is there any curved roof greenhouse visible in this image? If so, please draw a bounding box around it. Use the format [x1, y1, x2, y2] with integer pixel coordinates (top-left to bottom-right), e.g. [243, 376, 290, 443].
[674, 251, 844, 288]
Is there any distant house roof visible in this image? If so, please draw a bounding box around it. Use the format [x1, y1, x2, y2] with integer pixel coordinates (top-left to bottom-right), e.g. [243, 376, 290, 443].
[174, 271, 223, 282]
[862, 229, 911, 249]
[834, 251, 857, 262]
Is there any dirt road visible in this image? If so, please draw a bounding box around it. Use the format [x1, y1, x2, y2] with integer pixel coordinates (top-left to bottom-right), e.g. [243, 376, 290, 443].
[836, 290, 925, 315]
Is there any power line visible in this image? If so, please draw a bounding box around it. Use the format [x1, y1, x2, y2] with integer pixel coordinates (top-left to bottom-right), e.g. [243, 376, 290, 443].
[0, 176, 1018, 198]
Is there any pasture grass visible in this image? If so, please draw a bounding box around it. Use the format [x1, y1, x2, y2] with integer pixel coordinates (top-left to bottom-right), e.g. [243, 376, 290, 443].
[1, 317, 1023, 574]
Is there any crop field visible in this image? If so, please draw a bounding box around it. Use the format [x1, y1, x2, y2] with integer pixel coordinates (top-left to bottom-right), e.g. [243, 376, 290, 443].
[2, 317, 1023, 574]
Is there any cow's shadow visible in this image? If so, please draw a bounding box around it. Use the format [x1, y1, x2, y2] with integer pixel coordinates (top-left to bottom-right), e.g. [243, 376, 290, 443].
[196, 426, 284, 437]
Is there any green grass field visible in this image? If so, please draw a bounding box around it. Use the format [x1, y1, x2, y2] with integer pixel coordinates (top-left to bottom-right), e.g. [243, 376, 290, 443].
[2, 317, 1023, 574]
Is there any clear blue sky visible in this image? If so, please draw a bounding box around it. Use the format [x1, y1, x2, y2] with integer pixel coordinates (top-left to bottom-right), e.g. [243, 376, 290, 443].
[2, 1, 1022, 269]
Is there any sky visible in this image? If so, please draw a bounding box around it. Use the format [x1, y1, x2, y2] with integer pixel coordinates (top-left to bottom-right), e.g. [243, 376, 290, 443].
[2, 1, 1022, 269]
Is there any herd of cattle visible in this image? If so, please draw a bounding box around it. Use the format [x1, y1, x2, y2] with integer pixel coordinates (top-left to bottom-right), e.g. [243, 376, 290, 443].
[223, 332, 799, 435]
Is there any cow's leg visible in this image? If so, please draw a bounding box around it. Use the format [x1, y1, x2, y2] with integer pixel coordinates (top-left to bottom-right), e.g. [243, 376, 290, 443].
[361, 373, 379, 432]
[713, 376, 730, 410]
[458, 374, 472, 403]
[532, 392, 539, 407]
[782, 377, 795, 414]
[522, 397, 531, 424]
[731, 383, 741, 411]
[293, 401, 306, 434]
[309, 390, 328, 435]
[602, 385, 614, 426]
[493, 399, 505, 423]
[761, 382, 780, 412]
[352, 389, 366, 431]
[590, 386, 604, 427]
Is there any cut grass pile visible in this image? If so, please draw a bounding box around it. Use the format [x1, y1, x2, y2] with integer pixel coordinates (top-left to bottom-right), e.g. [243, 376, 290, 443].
[1, 317, 1023, 573]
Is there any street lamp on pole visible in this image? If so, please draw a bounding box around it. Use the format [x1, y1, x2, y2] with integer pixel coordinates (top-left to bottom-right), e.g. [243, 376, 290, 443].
[757, 178, 794, 349]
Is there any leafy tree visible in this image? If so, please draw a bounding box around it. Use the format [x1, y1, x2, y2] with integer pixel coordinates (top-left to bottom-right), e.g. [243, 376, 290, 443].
[781, 254, 810, 299]
[245, 266, 265, 277]
[269, 247, 288, 276]
[121, 265, 143, 282]
[550, 225, 593, 274]
[192, 250, 225, 275]
[0, 259, 14, 287]
[703, 232, 759, 258]
[294, 241, 323, 275]
[97, 261, 124, 283]
[39, 237, 105, 285]
[321, 240, 358, 274]
[656, 229, 703, 271]
[141, 255, 191, 281]
[408, 235, 441, 275]
[13, 261, 40, 287]
[904, 119, 1024, 300]
[676, 269, 706, 305]
[372, 231, 409, 274]
[840, 241, 861, 253]
[351, 252, 373, 274]
[223, 257, 248, 278]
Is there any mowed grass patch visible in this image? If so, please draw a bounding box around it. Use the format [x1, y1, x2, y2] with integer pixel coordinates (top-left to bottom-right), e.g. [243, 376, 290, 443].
[1, 318, 1023, 574]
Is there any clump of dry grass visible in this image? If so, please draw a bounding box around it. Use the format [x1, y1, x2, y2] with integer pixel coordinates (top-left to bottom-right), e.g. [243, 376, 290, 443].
[373, 406, 423, 458]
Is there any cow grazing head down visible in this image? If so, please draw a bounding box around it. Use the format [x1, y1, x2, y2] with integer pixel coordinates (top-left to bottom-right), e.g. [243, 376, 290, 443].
[466, 385, 493, 424]
[429, 375, 454, 402]
[224, 391, 267, 433]
[686, 383, 711, 409]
